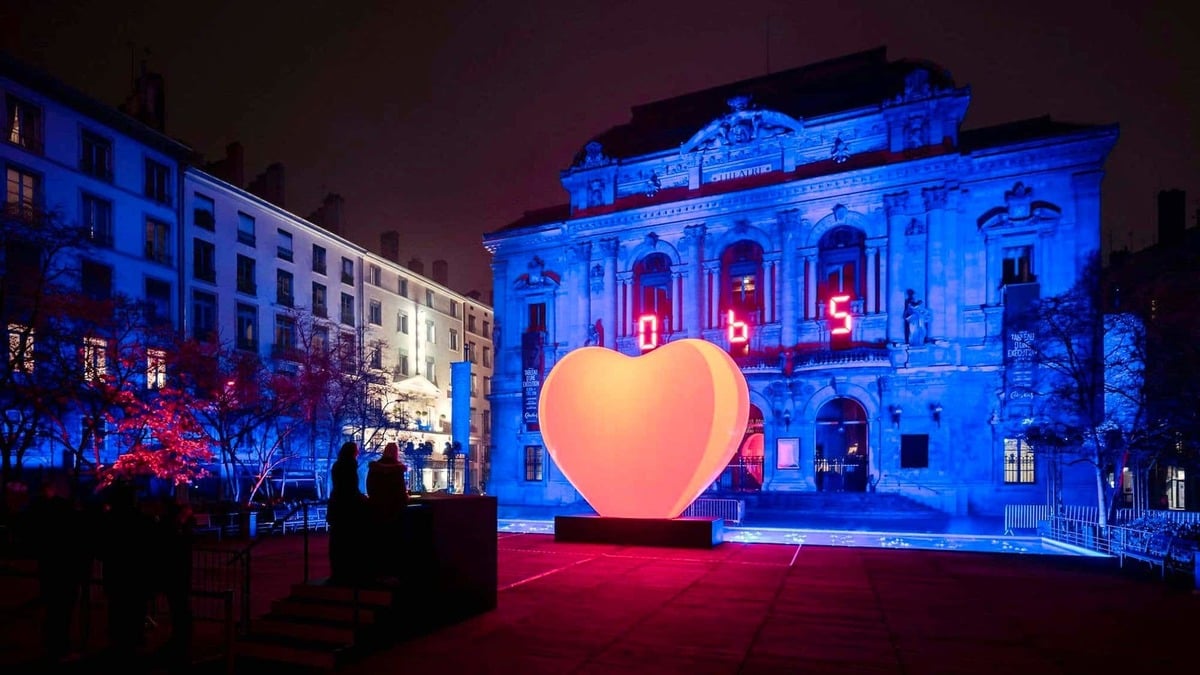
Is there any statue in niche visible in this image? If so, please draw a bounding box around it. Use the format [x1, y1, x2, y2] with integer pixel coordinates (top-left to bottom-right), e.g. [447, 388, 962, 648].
[903, 289, 931, 345]
[831, 135, 850, 163]
[585, 319, 604, 348]
[587, 179, 605, 208]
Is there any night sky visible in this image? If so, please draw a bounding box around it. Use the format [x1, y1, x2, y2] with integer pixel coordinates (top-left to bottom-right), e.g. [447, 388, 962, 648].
[6, 0, 1197, 299]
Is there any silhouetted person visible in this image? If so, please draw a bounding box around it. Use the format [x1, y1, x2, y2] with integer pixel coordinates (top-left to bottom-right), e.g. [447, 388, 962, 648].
[98, 484, 155, 663]
[27, 475, 87, 663]
[366, 442, 408, 579]
[153, 499, 195, 670]
[328, 441, 367, 584]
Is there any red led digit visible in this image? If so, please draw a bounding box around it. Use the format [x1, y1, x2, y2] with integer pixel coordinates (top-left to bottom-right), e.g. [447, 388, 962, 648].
[727, 310, 748, 344]
[829, 295, 851, 335]
[637, 314, 658, 350]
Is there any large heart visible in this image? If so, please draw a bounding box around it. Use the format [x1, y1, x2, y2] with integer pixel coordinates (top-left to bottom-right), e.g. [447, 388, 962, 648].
[538, 339, 749, 519]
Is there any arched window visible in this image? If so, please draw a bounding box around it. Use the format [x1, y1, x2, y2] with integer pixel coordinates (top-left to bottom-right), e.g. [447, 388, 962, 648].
[633, 252, 672, 334]
[817, 226, 865, 346]
[721, 240, 763, 324]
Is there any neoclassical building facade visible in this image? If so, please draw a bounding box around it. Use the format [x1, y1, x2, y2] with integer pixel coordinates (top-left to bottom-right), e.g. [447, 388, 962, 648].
[484, 48, 1118, 516]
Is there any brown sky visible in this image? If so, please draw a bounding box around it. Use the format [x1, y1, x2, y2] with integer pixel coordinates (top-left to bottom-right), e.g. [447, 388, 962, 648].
[6, 0, 1198, 298]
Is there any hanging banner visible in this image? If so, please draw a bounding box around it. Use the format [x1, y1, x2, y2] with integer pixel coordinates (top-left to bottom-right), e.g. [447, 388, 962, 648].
[521, 331, 545, 431]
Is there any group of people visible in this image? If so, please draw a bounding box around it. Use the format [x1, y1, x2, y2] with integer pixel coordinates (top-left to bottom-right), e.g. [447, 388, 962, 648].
[23, 477, 196, 669]
[327, 441, 410, 584]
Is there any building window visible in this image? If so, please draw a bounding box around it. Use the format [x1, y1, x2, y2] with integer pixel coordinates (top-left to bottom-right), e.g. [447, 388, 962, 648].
[277, 229, 293, 261]
[81, 130, 112, 180]
[81, 259, 112, 300]
[192, 291, 216, 341]
[81, 417, 107, 458]
[524, 446, 543, 481]
[144, 277, 171, 324]
[722, 240, 765, 323]
[398, 278, 408, 297]
[368, 263, 381, 286]
[312, 244, 327, 274]
[193, 193, 215, 230]
[527, 303, 546, 333]
[450, 302, 458, 318]
[482, 320, 490, 338]
[1002, 246, 1036, 285]
[236, 303, 258, 351]
[340, 292, 354, 326]
[483, 376, 491, 396]
[193, 238, 216, 283]
[82, 336, 107, 381]
[144, 159, 170, 204]
[277, 270, 294, 307]
[1004, 438, 1036, 484]
[483, 346, 491, 368]
[425, 321, 435, 344]
[237, 212, 256, 246]
[341, 257, 354, 285]
[470, 373, 477, 396]
[144, 218, 171, 264]
[146, 348, 167, 390]
[6, 96, 43, 153]
[313, 326, 329, 354]
[273, 314, 296, 357]
[900, 434, 929, 469]
[369, 299, 382, 325]
[8, 323, 34, 374]
[483, 410, 490, 434]
[82, 194, 113, 247]
[634, 253, 672, 334]
[397, 349, 409, 376]
[369, 344, 382, 369]
[449, 329, 459, 351]
[468, 315, 477, 333]
[424, 357, 435, 382]
[425, 289, 434, 308]
[398, 312, 409, 334]
[5, 165, 40, 221]
[312, 282, 327, 318]
[236, 255, 256, 294]
[466, 341, 476, 363]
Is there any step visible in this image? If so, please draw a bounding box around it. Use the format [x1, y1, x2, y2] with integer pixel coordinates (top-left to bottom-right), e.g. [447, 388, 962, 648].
[270, 598, 379, 624]
[234, 634, 344, 670]
[251, 616, 358, 644]
[290, 582, 396, 607]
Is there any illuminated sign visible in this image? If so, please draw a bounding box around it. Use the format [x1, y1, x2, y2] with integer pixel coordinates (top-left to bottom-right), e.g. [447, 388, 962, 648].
[636, 314, 659, 351]
[538, 339, 750, 519]
[727, 310, 748, 344]
[829, 294, 852, 336]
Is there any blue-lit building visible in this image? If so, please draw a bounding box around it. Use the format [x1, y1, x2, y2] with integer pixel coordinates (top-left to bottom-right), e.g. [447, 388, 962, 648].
[484, 48, 1119, 517]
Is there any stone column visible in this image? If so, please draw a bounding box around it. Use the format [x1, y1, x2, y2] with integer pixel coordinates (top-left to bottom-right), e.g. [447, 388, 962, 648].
[671, 272, 684, 334]
[803, 253, 817, 322]
[884, 192, 909, 343]
[762, 254, 777, 325]
[617, 272, 633, 338]
[600, 238, 618, 345]
[777, 211, 798, 344]
[923, 186, 949, 340]
[569, 241, 592, 343]
[705, 262, 722, 329]
[683, 224, 706, 338]
[866, 246, 878, 315]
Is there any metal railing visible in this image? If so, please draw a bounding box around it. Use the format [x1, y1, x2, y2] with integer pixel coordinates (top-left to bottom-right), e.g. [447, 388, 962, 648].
[682, 498, 745, 525]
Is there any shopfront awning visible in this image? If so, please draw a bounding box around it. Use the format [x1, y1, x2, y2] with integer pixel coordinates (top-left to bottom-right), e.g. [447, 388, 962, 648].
[395, 374, 440, 398]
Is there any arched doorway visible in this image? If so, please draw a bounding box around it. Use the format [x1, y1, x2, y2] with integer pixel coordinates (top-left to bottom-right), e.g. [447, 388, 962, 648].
[715, 404, 764, 493]
[814, 398, 869, 492]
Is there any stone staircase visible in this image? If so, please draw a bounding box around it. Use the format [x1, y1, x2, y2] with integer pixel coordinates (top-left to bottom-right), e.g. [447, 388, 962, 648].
[741, 491, 951, 532]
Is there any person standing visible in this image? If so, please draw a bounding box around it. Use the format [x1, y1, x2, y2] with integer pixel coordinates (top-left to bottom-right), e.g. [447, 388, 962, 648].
[327, 442, 367, 584]
[366, 442, 408, 579]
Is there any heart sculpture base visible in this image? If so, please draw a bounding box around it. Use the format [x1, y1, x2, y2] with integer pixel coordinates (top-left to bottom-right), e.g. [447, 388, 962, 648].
[553, 515, 724, 549]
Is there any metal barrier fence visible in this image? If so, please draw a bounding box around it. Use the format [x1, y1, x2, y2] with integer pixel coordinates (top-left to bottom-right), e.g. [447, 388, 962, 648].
[682, 498, 745, 525]
[1005, 504, 1200, 534]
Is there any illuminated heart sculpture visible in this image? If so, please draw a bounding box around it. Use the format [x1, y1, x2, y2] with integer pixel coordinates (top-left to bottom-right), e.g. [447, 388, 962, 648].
[538, 339, 749, 519]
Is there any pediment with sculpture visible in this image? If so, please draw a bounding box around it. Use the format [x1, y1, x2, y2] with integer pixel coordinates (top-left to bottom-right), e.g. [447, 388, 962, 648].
[680, 95, 804, 154]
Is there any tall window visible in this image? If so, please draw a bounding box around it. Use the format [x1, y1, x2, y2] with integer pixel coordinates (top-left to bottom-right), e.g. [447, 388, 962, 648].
[527, 302, 546, 333]
[237, 212, 256, 246]
[144, 218, 170, 264]
[634, 252, 672, 333]
[1002, 246, 1036, 285]
[146, 349, 167, 390]
[483, 346, 491, 368]
[81, 131, 112, 180]
[193, 238, 216, 282]
[398, 278, 408, 297]
[425, 289, 434, 308]
[425, 321, 435, 343]
[368, 263, 381, 286]
[369, 345, 382, 369]
[368, 299, 382, 325]
[722, 240, 764, 323]
[398, 311, 409, 334]
[277, 270, 294, 307]
[236, 255, 256, 294]
[277, 229, 293, 261]
[5, 165, 40, 220]
[424, 357, 435, 382]
[144, 159, 170, 204]
[274, 315, 296, 356]
[339, 292, 354, 326]
[5, 96, 43, 153]
[1004, 438, 1036, 484]
[449, 329, 459, 350]
[193, 193, 215, 230]
[81, 259, 112, 300]
[341, 257, 354, 285]
[192, 291, 217, 341]
[144, 278, 171, 323]
[397, 349, 409, 376]
[236, 303, 258, 351]
[82, 194, 112, 246]
[82, 336, 107, 381]
[8, 323, 34, 374]
[468, 315, 477, 333]
[312, 282, 327, 318]
[524, 446, 543, 481]
[312, 244, 327, 274]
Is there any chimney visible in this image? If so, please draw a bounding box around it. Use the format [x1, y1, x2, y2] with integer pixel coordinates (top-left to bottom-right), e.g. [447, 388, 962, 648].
[407, 258, 425, 276]
[380, 230, 401, 264]
[432, 259, 449, 287]
[308, 193, 345, 235]
[204, 142, 245, 187]
[247, 162, 286, 208]
[1158, 189, 1185, 248]
[119, 54, 166, 132]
